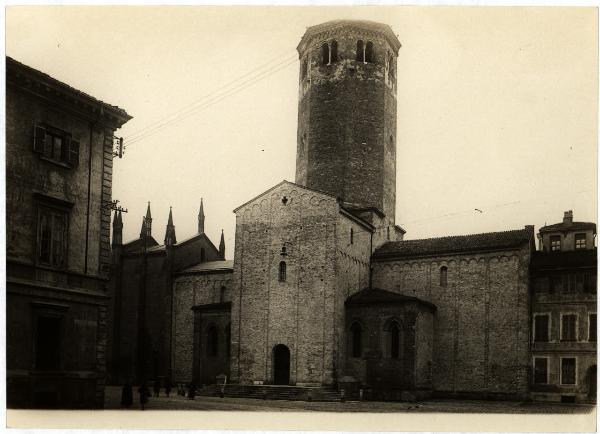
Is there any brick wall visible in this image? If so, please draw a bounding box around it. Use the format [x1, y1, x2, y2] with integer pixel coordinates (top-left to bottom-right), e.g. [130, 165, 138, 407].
[296, 26, 398, 222]
[172, 271, 233, 383]
[231, 182, 365, 386]
[372, 245, 531, 398]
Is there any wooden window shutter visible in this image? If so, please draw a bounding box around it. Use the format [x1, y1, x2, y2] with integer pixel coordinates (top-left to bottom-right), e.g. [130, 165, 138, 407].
[69, 139, 80, 167]
[33, 125, 46, 153]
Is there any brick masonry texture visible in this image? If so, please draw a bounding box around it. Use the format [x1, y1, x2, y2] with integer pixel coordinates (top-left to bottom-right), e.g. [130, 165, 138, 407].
[296, 25, 398, 223]
[172, 271, 233, 383]
[371, 244, 532, 398]
[230, 182, 371, 386]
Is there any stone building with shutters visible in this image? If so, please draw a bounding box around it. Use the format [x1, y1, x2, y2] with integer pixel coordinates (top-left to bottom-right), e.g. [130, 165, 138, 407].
[530, 211, 597, 403]
[168, 20, 567, 402]
[5, 56, 131, 408]
[107, 200, 228, 385]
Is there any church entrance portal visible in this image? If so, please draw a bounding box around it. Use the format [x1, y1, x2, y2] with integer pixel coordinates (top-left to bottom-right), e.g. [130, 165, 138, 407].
[272, 345, 290, 385]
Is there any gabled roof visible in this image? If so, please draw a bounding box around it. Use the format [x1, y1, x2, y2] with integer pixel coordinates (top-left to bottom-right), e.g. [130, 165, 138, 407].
[233, 180, 338, 213]
[6, 56, 131, 128]
[177, 260, 234, 275]
[122, 236, 159, 254]
[539, 221, 596, 233]
[346, 287, 436, 311]
[373, 227, 534, 260]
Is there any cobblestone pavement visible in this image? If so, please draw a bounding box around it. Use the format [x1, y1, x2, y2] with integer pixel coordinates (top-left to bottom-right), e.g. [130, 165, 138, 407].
[104, 387, 595, 414]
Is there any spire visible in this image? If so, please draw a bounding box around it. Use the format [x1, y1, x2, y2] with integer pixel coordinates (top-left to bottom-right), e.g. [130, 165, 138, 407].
[139, 216, 147, 238]
[112, 210, 123, 246]
[219, 229, 225, 259]
[144, 201, 152, 237]
[198, 198, 205, 234]
[164, 207, 177, 247]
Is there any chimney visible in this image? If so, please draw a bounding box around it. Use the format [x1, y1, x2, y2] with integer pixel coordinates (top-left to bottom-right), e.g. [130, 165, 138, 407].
[563, 210, 573, 226]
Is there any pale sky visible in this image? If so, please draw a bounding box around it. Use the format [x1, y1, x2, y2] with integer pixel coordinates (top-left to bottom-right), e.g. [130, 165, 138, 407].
[6, 6, 598, 259]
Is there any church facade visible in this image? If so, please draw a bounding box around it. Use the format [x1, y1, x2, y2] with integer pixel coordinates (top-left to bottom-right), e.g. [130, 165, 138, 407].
[168, 20, 544, 401]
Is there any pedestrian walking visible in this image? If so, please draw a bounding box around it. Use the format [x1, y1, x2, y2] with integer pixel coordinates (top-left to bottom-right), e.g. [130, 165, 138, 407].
[121, 383, 133, 408]
[188, 382, 196, 400]
[153, 378, 160, 397]
[165, 378, 172, 397]
[138, 382, 149, 410]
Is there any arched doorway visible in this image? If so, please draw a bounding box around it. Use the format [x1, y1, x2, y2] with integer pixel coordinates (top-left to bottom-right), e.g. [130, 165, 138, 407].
[272, 344, 290, 385]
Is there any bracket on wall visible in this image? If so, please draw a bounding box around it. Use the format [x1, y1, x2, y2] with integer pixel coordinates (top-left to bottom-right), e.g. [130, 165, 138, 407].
[101, 199, 128, 213]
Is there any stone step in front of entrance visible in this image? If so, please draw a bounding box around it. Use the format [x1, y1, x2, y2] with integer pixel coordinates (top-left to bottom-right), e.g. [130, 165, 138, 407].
[195, 384, 342, 402]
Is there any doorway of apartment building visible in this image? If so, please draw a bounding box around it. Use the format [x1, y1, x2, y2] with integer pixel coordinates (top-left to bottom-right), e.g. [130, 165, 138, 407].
[589, 365, 597, 400]
[272, 344, 290, 385]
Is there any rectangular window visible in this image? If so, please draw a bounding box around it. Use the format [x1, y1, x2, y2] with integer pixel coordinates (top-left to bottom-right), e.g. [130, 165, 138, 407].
[33, 125, 79, 167]
[575, 233, 587, 250]
[550, 235, 561, 251]
[35, 316, 62, 370]
[37, 206, 68, 268]
[561, 358, 577, 385]
[534, 314, 550, 342]
[561, 314, 577, 341]
[589, 314, 597, 342]
[534, 358, 549, 384]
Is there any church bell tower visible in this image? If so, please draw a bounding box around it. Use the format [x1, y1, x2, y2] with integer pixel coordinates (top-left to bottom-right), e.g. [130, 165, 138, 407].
[296, 20, 401, 233]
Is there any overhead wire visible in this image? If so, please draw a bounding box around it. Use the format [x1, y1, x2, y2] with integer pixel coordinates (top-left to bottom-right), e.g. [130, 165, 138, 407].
[123, 51, 298, 148]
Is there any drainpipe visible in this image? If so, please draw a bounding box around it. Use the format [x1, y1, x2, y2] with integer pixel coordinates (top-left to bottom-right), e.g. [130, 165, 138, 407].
[84, 122, 95, 273]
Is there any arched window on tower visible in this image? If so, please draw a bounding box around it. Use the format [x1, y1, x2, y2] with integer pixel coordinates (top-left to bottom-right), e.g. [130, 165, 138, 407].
[279, 261, 287, 282]
[365, 41, 375, 63]
[440, 266, 448, 287]
[350, 228, 354, 245]
[356, 40, 364, 62]
[330, 40, 338, 63]
[207, 325, 218, 357]
[388, 52, 395, 81]
[219, 286, 226, 303]
[200, 248, 206, 262]
[321, 43, 330, 65]
[350, 321, 363, 358]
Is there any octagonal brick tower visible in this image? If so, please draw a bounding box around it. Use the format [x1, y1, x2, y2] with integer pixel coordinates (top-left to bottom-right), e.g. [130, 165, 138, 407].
[296, 20, 401, 228]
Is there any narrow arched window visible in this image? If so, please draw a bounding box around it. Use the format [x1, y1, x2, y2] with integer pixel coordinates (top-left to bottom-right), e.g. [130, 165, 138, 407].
[388, 53, 395, 80]
[356, 40, 364, 62]
[200, 248, 206, 262]
[330, 40, 338, 63]
[365, 41, 374, 63]
[390, 322, 401, 359]
[279, 261, 287, 282]
[440, 266, 448, 287]
[207, 325, 218, 357]
[350, 228, 354, 245]
[350, 322, 363, 358]
[220, 286, 226, 303]
[321, 43, 330, 65]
